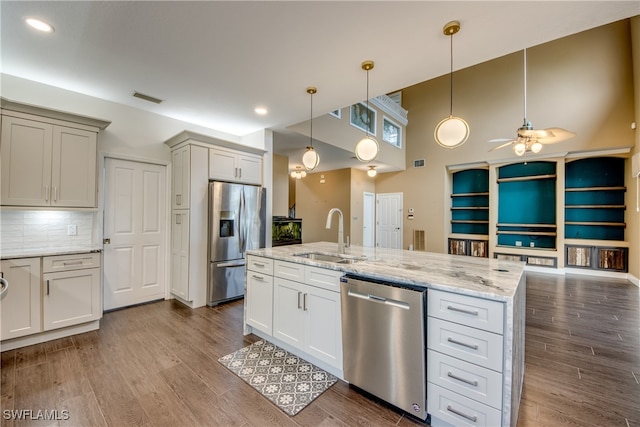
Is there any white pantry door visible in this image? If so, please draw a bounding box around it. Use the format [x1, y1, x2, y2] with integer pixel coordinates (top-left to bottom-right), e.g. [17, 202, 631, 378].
[103, 158, 167, 310]
[376, 192, 403, 249]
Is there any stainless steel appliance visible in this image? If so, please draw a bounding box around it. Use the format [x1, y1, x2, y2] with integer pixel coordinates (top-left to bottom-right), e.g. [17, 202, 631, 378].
[340, 274, 428, 420]
[208, 181, 266, 306]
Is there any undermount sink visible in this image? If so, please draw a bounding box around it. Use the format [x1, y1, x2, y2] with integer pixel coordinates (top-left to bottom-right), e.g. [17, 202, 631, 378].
[294, 252, 362, 264]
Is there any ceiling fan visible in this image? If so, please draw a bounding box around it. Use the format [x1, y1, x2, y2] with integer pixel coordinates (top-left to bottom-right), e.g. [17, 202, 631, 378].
[489, 48, 576, 156]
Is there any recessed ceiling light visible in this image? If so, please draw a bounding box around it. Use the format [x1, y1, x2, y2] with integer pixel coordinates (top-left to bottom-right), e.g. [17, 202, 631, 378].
[254, 107, 268, 115]
[25, 17, 55, 33]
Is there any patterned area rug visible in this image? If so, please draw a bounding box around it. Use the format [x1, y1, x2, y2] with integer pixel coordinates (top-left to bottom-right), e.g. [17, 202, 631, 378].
[218, 340, 338, 416]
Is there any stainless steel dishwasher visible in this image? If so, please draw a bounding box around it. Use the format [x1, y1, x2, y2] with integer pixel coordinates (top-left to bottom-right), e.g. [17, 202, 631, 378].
[340, 274, 428, 421]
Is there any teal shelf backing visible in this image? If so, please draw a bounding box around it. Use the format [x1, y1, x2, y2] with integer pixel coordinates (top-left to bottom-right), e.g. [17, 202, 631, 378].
[564, 157, 626, 241]
[452, 169, 489, 235]
[498, 161, 556, 179]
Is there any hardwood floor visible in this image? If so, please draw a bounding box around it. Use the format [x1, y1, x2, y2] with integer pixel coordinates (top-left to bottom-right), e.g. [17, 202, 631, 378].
[1, 272, 638, 426]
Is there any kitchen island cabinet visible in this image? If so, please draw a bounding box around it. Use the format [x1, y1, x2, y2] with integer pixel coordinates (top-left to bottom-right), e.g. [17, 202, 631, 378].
[244, 241, 525, 427]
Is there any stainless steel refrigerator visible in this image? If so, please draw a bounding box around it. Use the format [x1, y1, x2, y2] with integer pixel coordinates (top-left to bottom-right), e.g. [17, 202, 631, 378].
[208, 181, 266, 306]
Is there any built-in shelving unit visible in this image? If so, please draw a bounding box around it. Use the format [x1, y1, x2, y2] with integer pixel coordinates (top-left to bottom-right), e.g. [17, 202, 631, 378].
[565, 157, 626, 241]
[564, 156, 628, 272]
[496, 161, 557, 250]
[449, 169, 489, 257]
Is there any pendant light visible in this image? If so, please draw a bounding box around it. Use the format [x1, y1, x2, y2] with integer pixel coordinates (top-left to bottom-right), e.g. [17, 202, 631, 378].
[302, 87, 320, 171]
[367, 166, 377, 177]
[354, 61, 379, 162]
[434, 21, 470, 149]
[290, 166, 307, 179]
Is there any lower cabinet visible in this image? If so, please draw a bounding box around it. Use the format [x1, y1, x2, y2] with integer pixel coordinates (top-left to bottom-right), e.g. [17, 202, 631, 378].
[246, 256, 274, 335]
[0, 253, 102, 349]
[42, 254, 101, 330]
[0, 258, 42, 340]
[427, 288, 507, 426]
[245, 256, 343, 372]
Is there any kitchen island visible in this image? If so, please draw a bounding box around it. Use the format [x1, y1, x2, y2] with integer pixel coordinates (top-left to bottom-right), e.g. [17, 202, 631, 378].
[244, 242, 525, 426]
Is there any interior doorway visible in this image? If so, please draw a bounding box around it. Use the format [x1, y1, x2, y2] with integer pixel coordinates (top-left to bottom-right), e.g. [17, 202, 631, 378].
[376, 192, 403, 249]
[363, 192, 375, 248]
[103, 158, 167, 310]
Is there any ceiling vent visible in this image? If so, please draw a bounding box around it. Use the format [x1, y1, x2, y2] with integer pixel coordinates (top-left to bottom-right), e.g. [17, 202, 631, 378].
[133, 91, 163, 104]
[413, 159, 425, 168]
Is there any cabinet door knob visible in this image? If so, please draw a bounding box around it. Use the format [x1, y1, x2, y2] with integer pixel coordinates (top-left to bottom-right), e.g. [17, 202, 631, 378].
[103, 238, 111, 244]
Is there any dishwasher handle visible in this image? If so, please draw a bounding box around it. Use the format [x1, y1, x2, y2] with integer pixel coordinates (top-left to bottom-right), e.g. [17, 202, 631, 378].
[346, 289, 410, 310]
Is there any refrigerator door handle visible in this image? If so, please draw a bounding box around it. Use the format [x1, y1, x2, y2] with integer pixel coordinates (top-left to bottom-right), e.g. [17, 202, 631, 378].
[238, 189, 246, 254]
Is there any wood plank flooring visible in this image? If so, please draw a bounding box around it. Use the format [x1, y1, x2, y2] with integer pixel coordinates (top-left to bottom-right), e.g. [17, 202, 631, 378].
[1, 272, 638, 426]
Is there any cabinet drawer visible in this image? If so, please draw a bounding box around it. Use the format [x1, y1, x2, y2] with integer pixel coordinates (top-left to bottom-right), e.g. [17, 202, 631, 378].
[428, 350, 503, 410]
[43, 253, 101, 273]
[274, 260, 304, 282]
[428, 317, 503, 372]
[428, 383, 502, 427]
[247, 255, 273, 275]
[429, 289, 504, 334]
[305, 266, 342, 292]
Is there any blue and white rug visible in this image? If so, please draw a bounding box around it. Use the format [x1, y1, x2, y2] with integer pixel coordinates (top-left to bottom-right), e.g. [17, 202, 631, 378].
[218, 340, 338, 416]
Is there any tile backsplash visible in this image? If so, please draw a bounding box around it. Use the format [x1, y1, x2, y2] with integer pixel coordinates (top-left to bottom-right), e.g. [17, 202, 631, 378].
[0, 210, 96, 253]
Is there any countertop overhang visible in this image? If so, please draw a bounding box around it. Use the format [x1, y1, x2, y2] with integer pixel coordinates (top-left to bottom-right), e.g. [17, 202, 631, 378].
[1, 247, 102, 260]
[247, 242, 525, 301]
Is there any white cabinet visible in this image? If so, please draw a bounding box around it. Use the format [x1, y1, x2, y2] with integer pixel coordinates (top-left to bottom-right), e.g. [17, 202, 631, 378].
[209, 146, 262, 185]
[166, 143, 209, 307]
[246, 256, 274, 334]
[1, 115, 98, 207]
[42, 253, 101, 331]
[272, 261, 343, 369]
[171, 145, 190, 209]
[170, 211, 190, 301]
[427, 289, 506, 426]
[0, 258, 42, 340]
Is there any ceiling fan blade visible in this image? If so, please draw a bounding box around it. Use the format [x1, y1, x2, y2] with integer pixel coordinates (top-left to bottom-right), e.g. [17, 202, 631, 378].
[489, 140, 514, 152]
[537, 128, 576, 144]
[488, 138, 513, 143]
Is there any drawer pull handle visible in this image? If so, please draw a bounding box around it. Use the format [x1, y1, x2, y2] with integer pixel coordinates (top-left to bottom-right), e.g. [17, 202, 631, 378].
[251, 274, 264, 281]
[253, 262, 265, 267]
[446, 405, 478, 423]
[447, 371, 479, 387]
[63, 261, 84, 266]
[447, 305, 479, 316]
[447, 337, 479, 350]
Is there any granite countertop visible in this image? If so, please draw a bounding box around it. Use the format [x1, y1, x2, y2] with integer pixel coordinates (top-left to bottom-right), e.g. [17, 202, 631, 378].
[247, 242, 525, 301]
[0, 247, 102, 260]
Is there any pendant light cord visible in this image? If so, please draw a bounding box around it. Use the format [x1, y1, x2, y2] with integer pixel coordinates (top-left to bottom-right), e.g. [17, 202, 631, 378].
[365, 68, 370, 137]
[309, 90, 313, 147]
[523, 48, 527, 122]
[449, 30, 453, 117]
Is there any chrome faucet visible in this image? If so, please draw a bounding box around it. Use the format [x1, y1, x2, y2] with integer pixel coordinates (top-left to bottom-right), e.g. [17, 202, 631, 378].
[325, 208, 345, 254]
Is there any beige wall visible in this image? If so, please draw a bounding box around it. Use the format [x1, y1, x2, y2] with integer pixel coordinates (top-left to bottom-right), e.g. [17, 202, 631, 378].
[629, 16, 640, 281]
[272, 154, 289, 216]
[296, 168, 352, 244]
[376, 20, 637, 258]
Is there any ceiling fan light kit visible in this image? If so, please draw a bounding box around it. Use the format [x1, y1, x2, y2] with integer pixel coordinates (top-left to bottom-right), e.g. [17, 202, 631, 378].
[490, 48, 576, 156]
[354, 60, 380, 162]
[302, 86, 320, 171]
[434, 21, 470, 149]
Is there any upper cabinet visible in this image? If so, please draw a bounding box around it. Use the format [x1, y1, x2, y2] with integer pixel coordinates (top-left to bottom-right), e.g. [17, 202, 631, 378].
[209, 145, 262, 185]
[0, 99, 110, 208]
